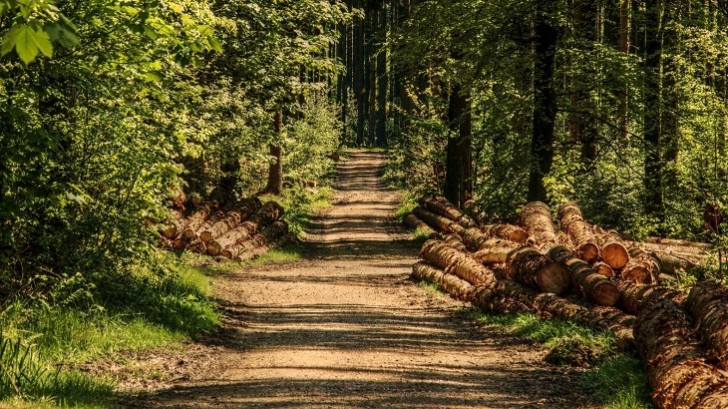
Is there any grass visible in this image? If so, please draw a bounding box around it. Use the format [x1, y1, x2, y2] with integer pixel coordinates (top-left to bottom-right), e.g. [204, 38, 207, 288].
[467, 309, 651, 409]
[418, 280, 444, 294]
[394, 190, 419, 221]
[0, 255, 222, 408]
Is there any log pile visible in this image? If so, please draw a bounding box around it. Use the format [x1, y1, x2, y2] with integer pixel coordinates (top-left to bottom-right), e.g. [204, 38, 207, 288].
[404, 196, 724, 409]
[158, 198, 291, 261]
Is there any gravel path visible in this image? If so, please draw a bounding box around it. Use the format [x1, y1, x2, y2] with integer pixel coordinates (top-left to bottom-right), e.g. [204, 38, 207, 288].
[127, 150, 594, 409]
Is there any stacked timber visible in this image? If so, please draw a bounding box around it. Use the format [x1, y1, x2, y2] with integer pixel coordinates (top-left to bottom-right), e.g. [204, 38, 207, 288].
[158, 198, 290, 261]
[405, 195, 723, 409]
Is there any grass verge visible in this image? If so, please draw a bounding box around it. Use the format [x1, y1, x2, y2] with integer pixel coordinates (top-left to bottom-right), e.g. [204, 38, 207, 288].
[467, 309, 651, 409]
[0, 254, 221, 408]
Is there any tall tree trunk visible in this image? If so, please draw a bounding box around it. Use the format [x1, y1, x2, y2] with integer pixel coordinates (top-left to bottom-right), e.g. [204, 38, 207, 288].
[617, 0, 631, 139]
[264, 111, 284, 195]
[643, 0, 663, 220]
[569, 0, 599, 163]
[376, 3, 388, 147]
[528, 0, 560, 202]
[367, 8, 378, 146]
[445, 84, 473, 209]
[662, 1, 679, 194]
[355, 3, 366, 146]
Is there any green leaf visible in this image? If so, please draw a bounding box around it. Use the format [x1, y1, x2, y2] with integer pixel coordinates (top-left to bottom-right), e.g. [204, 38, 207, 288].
[3, 25, 53, 64]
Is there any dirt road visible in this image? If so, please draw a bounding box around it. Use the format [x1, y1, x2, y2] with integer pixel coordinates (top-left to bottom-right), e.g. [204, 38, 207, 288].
[129, 150, 593, 408]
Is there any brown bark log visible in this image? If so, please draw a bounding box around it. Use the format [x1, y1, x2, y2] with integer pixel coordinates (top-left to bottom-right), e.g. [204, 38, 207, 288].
[412, 261, 475, 301]
[160, 210, 185, 239]
[206, 222, 258, 256]
[506, 247, 570, 295]
[182, 206, 213, 240]
[494, 279, 633, 349]
[519, 201, 559, 247]
[687, 281, 728, 368]
[222, 221, 289, 260]
[622, 247, 658, 284]
[651, 252, 698, 275]
[617, 280, 686, 315]
[592, 226, 630, 270]
[547, 245, 619, 306]
[634, 300, 728, 409]
[480, 224, 530, 244]
[412, 206, 465, 235]
[557, 202, 600, 262]
[421, 196, 476, 227]
[593, 262, 615, 278]
[646, 237, 713, 250]
[471, 238, 520, 265]
[440, 233, 468, 253]
[199, 198, 263, 242]
[403, 214, 436, 236]
[419, 240, 496, 288]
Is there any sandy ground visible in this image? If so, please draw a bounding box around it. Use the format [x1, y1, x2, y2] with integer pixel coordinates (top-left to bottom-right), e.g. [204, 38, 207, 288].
[122, 150, 594, 409]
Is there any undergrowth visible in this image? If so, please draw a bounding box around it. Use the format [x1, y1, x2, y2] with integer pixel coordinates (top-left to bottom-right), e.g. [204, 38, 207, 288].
[467, 309, 651, 409]
[0, 253, 221, 408]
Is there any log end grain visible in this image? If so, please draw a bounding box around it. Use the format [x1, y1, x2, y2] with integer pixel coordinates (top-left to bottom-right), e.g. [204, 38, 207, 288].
[602, 242, 629, 269]
[578, 242, 600, 263]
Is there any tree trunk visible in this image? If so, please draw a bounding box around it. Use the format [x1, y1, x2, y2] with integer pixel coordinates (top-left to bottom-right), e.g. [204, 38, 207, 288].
[445, 85, 473, 209]
[412, 261, 475, 301]
[264, 112, 284, 195]
[617, 0, 631, 139]
[412, 206, 465, 235]
[376, 3, 388, 147]
[528, 0, 560, 202]
[355, 6, 366, 146]
[569, 0, 599, 163]
[622, 247, 659, 284]
[644, 0, 664, 220]
[419, 239, 496, 288]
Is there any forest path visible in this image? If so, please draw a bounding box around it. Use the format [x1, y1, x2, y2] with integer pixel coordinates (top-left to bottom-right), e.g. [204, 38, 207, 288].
[128, 150, 594, 408]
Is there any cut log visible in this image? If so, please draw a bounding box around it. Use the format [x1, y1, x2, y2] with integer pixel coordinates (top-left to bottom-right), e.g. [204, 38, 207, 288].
[412, 206, 465, 235]
[617, 280, 686, 315]
[412, 261, 475, 301]
[547, 245, 619, 306]
[592, 226, 630, 270]
[206, 221, 258, 256]
[651, 251, 698, 275]
[221, 221, 289, 260]
[622, 247, 658, 284]
[198, 211, 245, 243]
[557, 202, 601, 262]
[634, 300, 728, 409]
[421, 196, 476, 227]
[471, 285, 532, 314]
[687, 281, 728, 368]
[419, 240, 496, 287]
[592, 262, 615, 278]
[182, 206, 213, 240]
[494, 279, 634, 349]
[440, 233, 468, 252]
[646, 237, 713, 249]
[472, 239, 520, 265]
[519, 201, 559, 247]
[480, 224, 530, 244]
[403, 214, 436, 236]
[250, 201, 285, 226]
[506, 247, 570, 294]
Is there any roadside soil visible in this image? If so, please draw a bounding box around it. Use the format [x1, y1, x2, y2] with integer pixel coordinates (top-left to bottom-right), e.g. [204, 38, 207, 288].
[121, 150, 595, 409]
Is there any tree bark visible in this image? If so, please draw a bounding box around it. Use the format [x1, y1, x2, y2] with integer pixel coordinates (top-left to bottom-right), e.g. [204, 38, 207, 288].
[644, 0, 664, 220]
[519, 201, 559, 247]
[557, 202, 600, 262]
[264, 111, 284, 195]
[376, 3, 388, 147]
[445, 84, 473, 209]
[548, 245, 619, 306]
[528, 0, 560, 202]
[506, 247, 571, 295]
